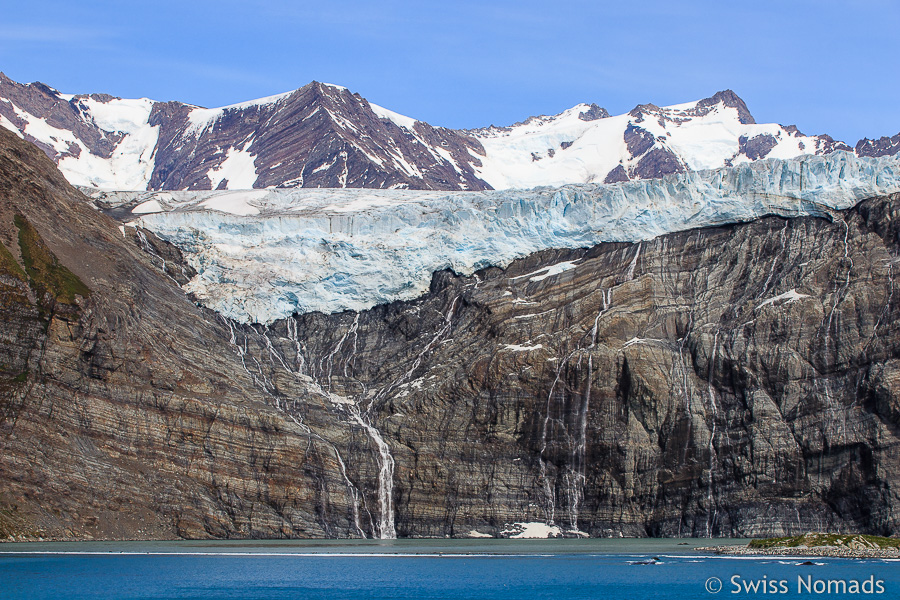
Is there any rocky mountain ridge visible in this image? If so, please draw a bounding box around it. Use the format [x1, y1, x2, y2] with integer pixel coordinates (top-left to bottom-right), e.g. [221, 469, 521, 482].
[2, 73, 895, 192]
[0, 126, 898, 541]
[0, 74, 487, 191]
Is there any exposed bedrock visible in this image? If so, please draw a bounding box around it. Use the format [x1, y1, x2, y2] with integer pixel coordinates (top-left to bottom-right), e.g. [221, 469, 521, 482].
[0, 126, 898, 539]
[245, 193, 900, 538]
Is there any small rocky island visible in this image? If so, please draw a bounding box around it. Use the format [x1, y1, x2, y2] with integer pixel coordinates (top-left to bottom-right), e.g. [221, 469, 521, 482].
[700, 534, 900, 559]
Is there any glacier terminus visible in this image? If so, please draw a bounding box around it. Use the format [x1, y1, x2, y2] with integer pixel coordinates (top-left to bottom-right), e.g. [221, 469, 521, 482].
[85, 151, 900, 323]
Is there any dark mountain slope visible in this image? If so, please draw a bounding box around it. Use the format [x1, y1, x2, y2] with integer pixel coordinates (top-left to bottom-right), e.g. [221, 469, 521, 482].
[0, 127, 364, 540]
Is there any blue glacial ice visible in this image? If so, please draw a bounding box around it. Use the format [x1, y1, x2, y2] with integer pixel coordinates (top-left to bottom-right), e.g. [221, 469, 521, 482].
[103, 151, 900, 323]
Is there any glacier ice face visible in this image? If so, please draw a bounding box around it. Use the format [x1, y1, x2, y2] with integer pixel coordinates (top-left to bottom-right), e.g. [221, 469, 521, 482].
[87, 152, 900, 324]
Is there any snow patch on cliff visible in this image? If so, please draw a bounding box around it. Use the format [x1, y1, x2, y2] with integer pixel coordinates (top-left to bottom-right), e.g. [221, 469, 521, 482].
[369, 102, 417, 130]
[76, 97, 159, 189]
[0, 114, 24, 138]
[206, 147, 259, 190]
[758, 289, 811, 309]
[6, 96, 159, 189]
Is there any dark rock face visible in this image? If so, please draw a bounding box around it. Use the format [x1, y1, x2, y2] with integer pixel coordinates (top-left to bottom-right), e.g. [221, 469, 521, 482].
[696, 90, 756, 124]
[622, 122, 684, 179]
[1, 126, 900, 541]
[147, 82, 490, 192]
[631, 147, 684, 179]
[856, 134, 900, 158]
[603, 165, 629, 183]
[624, 124, 656, 157]
[739, 134, 778, 160]
[578, 104, 610, 121]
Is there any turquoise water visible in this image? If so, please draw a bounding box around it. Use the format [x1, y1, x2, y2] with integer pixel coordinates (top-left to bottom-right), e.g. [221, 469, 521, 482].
[1, 539, 897, 599]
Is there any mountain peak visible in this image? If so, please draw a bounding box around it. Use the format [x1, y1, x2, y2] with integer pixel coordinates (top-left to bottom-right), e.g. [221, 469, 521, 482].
[697, 89, 755, 124]
[1, 73, 897, 193]
[578, 103, 609, 122]
[629, 102, 661, 117]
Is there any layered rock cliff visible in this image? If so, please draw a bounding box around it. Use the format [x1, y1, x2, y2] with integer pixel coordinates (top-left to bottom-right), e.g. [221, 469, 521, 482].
[0, 126, 898, 540]
[244, 199, 900, 538]
[0, 127, 365, 540]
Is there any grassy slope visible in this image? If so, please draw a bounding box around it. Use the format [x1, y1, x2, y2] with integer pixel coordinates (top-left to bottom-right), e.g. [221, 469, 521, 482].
[14, 213, 90, 304]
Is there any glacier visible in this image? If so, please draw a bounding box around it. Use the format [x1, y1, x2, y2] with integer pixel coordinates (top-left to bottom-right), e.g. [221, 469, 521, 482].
[86, 151, 900, 324]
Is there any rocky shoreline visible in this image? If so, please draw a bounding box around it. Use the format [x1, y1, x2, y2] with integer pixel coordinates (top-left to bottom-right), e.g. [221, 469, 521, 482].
[698, 545, 900, 559]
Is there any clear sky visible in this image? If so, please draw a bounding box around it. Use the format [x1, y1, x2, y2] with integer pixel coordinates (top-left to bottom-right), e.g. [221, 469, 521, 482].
[1, 0, 897, 144]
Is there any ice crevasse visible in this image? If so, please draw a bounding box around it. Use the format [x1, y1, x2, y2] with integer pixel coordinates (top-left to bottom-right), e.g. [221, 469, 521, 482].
[92, 151, 900, 323]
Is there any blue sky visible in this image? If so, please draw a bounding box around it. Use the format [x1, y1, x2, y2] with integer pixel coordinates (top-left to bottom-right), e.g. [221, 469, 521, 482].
[1, 0, 897, 144]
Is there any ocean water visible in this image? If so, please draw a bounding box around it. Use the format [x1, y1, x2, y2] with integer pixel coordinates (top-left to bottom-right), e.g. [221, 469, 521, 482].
[1, 539, 897, 599]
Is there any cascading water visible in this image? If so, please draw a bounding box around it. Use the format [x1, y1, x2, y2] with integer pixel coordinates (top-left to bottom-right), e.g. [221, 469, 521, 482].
[221, 316, 369, 538]
[537, 243, 641, 534]
[705, 330, 720, 537]
[347, 406, 396, 539]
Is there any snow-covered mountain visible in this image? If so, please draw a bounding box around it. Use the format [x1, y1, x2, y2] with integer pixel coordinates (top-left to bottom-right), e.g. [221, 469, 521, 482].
[0, 73, 487, 191]
[88, 152, 900, 323]
[2, 72, 892, 192]
[466, 91, 851, 188]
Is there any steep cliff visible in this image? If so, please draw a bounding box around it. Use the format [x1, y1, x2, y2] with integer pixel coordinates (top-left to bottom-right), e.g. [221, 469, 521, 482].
[242, 197, 900, 538]
[1, 126, 898, 540]
[0, 127, 364, 540]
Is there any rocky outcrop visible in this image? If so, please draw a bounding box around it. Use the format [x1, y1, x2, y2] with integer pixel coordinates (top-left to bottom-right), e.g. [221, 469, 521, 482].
[806, 133, 852, 156]
[857, 134, 900, 158]
[578, 104, 610, 121]
[603, 164, 629, 183]
[696, 89, 756, 124]
[738, 134, 778, 160]
[1, 126, 899, 540]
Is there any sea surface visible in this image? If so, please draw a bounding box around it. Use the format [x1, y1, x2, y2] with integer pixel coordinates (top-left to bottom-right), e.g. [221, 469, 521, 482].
[1, 538, 897, 599]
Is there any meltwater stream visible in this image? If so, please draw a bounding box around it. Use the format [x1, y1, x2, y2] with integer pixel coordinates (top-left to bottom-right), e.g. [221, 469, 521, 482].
[2, 539, 898, 600]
